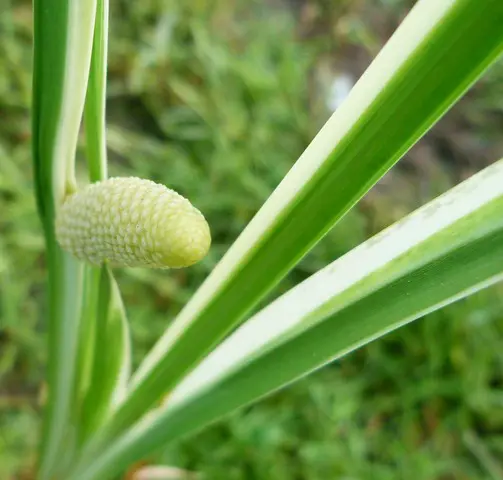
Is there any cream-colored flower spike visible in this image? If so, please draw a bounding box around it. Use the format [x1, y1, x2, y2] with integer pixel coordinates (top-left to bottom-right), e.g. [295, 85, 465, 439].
[56, 177, 211, 269]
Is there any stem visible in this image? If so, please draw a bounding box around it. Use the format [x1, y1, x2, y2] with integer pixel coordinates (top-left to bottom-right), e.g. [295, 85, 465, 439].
[39, 244, 84, 479]
[32, 0, 99, 476]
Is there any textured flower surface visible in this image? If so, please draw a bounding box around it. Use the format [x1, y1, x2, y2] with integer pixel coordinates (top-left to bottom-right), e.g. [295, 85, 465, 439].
[56, 177, 211, 268]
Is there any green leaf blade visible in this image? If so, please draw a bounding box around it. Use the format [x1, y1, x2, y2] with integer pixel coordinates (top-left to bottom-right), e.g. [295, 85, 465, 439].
[79, 267, 131, 443]
[32, 0, 70, 226]
[106, 0, 503, 438]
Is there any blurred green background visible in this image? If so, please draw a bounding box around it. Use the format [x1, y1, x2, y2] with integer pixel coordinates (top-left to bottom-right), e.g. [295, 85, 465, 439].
[1, 1, 503, 478]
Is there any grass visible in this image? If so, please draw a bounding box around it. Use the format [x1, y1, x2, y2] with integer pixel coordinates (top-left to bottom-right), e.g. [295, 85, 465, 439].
[1, 0, 503, 478]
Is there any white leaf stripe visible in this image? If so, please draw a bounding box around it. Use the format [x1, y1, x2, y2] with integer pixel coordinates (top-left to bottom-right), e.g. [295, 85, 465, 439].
[52, 0, 98, 207]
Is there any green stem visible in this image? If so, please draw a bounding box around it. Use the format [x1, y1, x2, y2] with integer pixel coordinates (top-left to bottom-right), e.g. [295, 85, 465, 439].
[39, 243, 84, 479]
[32, 0, 99, 476]
[84, 0, 109, 182]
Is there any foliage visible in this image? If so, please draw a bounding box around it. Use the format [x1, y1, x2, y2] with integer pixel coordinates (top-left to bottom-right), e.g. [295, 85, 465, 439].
[1, 1, 503, 479]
